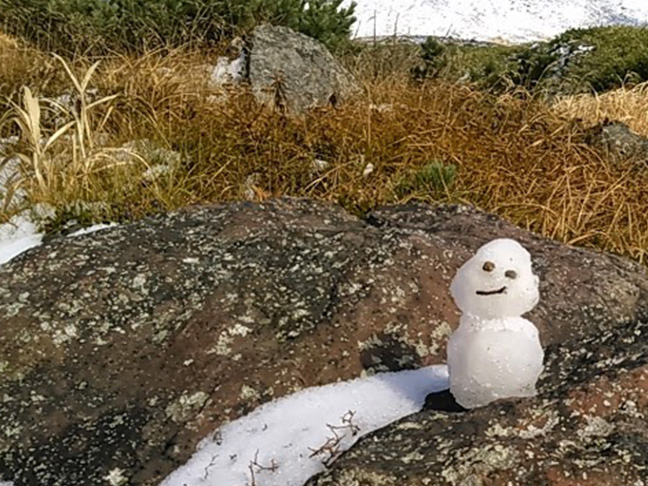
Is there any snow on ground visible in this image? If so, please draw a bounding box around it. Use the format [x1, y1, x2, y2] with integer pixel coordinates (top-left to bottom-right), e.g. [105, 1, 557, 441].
[162, 365, 449, 486]
[344, 0, 648, 43]
[0, 213, 43, 265]
[0, 139, 43, 266]
[0, 137, 120, 266]
[0, 221, 121, 266]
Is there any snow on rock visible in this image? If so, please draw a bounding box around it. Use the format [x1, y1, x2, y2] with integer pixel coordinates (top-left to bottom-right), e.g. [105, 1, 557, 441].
[162, 365, 449, 486]
[447, 238, 544, 409]
[0, 137, 119, 265]
[344, 0, 648, 43]
[67, 223, 118, 238]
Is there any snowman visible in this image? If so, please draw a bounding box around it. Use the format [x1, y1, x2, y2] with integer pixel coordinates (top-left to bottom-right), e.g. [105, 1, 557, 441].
[447, 238, 544, 409]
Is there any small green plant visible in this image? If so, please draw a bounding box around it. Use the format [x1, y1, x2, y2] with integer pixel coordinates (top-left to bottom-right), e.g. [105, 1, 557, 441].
[411, 37, 448, 80]
[395, 161, 458, 199]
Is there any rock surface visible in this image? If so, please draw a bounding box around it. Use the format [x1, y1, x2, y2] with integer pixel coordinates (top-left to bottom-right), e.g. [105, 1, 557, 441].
[586, 120, 648, 165]
[307, 305, 648, 486]
[249, 24, 360, 113]
[212, 24, 360, 113]
[1, 199, 647, 485]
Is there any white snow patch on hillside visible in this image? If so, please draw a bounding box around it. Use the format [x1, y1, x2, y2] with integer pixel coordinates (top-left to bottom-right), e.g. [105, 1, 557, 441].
[345, 0, 648, 43]
[162, 365, 449, 486]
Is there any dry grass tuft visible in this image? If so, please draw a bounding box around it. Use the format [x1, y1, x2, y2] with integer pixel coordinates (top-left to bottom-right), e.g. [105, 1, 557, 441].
[0, 32, 64, 101]
[0, 32, 18, 50]
[552, 82, 648, 136]
[0, 54, 167, 224]
[2, 44, 648, 265]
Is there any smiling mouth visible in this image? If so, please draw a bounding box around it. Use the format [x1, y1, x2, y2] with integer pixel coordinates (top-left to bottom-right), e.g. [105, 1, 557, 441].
[476, 286, 507, 296]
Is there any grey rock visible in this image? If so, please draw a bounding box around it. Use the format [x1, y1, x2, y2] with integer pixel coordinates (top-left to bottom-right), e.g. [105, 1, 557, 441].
[1, 199, 647, 485]
[586, 121, 648, 165]
[247, 24, 360, 113]
[541, 39, 595, 93]
[209, 25, 360, 113]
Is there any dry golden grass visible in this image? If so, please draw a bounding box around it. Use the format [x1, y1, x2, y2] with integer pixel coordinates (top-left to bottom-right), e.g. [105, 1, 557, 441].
[0, 32, 64, 100]
[553, 82, 648, 136]
[0, 32, 18, 50]
[2, 40, 648, 265]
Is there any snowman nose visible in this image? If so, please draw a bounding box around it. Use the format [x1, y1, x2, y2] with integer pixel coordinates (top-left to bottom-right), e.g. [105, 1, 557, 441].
[505, 270, 518, 279]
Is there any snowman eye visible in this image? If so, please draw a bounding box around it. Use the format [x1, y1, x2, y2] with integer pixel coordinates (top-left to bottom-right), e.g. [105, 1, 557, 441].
[505, 270, 518, 279]
[482, 261, 495, 272]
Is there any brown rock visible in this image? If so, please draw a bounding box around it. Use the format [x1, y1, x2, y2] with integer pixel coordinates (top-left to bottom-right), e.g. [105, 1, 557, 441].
[0, 199, 646, 485]
[306, 311, 648, 486]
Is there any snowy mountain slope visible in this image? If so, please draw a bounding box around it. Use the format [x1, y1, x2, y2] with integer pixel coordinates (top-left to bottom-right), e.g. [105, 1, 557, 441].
[343, 0, 648, 43]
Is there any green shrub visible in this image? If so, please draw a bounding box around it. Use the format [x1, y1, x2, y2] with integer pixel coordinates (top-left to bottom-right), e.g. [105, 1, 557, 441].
[412, 37, 524, 90]
[411, 37, 448, 80]
[544, 26, 648, 93]
[0, 0, 357, 54]
[501, 26, 648, 93]
[287, 0, 357, 53]
[412, 27, 648, 94]
[396, 161, 458, 198]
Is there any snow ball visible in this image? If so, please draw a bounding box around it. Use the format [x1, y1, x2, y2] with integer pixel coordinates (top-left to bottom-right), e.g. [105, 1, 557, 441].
[450, 238, 539, 319]
[447, 316, 544, 409]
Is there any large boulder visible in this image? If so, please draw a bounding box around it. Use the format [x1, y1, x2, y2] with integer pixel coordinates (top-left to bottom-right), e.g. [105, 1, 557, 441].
[307, 303, 648, 485]
[212, 24, 360, 113]
[1, 199, 647, 485]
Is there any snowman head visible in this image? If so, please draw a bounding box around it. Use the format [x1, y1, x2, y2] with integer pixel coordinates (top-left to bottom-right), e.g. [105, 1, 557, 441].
[450, 238, 539, 319]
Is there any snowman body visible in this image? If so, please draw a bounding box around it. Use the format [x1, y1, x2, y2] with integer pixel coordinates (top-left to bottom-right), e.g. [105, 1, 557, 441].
[447, 314, 544, 409]
[447, 238, 544, 409]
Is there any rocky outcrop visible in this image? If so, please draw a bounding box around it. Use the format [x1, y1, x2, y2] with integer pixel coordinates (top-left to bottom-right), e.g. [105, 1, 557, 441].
[307, 303, 648, 486]
[1, 199, 647, 485]
[212, 24, 360, 113]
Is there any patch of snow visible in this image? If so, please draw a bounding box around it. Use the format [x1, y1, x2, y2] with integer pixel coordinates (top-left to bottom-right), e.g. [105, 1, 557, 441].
[67, 223, 117, 238]
[0, 213, 42, 266]
[344, 0, 648, 43]
[362, 162, 375, 177]
[143, 164, 172, 181]
[211, 54, 246, 86]
[162, 365, 449, 486]
[0, 138, 44, 266]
